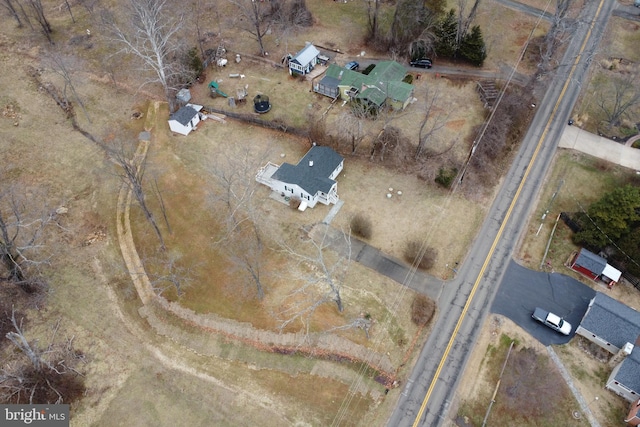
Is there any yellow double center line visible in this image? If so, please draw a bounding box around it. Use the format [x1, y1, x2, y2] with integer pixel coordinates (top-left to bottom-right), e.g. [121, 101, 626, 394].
[411, 0, 607, 424]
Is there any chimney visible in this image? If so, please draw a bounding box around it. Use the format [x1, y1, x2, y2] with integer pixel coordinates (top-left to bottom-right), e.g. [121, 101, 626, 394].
[609, 342, 634, 368]
[309, 161, 314, 167]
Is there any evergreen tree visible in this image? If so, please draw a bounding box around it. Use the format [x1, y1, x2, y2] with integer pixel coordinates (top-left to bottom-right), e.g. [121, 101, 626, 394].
[459, 25, 486, 66]
[434, 9, 457, 58]
[617, 228, 640, 277]
[574, 185, 640, 249]
[187, 47, 204, 79]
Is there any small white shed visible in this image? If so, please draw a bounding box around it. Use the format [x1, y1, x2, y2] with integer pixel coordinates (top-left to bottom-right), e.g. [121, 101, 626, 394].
[289, 43, 320, 75]
[168, 104, 203, 136]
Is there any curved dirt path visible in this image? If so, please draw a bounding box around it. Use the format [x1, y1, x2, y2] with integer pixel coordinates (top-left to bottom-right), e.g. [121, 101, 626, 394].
[113, 102, 397, 384]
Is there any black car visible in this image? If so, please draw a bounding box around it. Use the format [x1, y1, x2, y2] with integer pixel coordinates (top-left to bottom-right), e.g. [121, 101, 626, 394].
[410, 59, 432, 69]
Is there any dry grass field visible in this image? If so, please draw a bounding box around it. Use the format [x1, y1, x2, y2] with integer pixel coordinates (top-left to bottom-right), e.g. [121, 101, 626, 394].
[571, 16, 640, 136]
[455, 316, 629, 427]
[2, 0, 625, 425]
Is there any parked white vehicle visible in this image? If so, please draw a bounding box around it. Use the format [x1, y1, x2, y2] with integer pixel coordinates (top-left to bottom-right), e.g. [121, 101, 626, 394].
[532, 307, 572, 335]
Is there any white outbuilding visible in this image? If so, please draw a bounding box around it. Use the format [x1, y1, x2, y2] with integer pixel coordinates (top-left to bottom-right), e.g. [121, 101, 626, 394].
[168, 104, 203, 136]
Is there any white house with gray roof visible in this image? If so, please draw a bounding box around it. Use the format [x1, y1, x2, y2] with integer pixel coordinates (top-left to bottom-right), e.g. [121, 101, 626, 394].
[576, 292, 640, 353]
[256, 146, 343, 209]
[607, 341, 640, 402]
[576, 292, 640, 401]
[168, 103, 203, 136]
[288, 43, 320, 75]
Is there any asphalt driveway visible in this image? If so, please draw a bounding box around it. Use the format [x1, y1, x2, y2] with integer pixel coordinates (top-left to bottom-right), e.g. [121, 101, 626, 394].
[491, 260, 596, 345]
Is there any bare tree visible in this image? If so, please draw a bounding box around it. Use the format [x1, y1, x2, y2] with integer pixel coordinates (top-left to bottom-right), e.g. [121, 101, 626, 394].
[109, 0, 185, 110]
[1, 311, 85, 404]
[269, 0, 313, 52]
[389, 0, 438, 56]
[370, 110, 412, 164]
[0, 184, 58, 294]
[102, 140, 166, 250]
[26, 0, 52, 43]
[223, 220, 266, 299]
[455, 0, 481, 52]
[2, 0, 23, 27]
[336, 110, 366, 154]
[46, 51, 91, 124]
[416, 87, 451, 159]
[193, 0, 207, 60]
[63, 0, 74, 23]
[115, 144, 166, 250]
[78, 0, 99, 15]
[409, 21, 439, 60]
[144, 252, 193, 297]
[538, 0, 573, 72]
[597, 72, 640, 128]
[210, 144, 272, 300]
[227, 0, 271, 56]
[277, 224, 351, 331]
[365, 0, 382, 44]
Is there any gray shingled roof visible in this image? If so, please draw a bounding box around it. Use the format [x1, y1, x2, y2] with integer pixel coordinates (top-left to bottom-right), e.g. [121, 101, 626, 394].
[291, 44, 320, 67]
[575, 248, 607, 274]
[170, 105, 199, 126]
[581, 292, 640, 349]
[273, 146, 343, 195]
[613, 345, 640, 393]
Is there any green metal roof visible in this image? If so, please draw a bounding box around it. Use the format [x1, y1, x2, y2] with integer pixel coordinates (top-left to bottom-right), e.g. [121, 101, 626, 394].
[339, 70, 367, 88]
[357, 86, 386, 106]
[324, 63, 345, 79]
[319, 61, 413, 105]
[387, 81, 414, 102]
[367, 61, 407, 82]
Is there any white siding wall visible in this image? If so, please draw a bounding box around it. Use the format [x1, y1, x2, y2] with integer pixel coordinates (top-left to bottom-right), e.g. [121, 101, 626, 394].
[269, 181, 319, 208]
[607, 364, 640, 402]
[168, 120, 191, 136]
[575, 326, 621, 354]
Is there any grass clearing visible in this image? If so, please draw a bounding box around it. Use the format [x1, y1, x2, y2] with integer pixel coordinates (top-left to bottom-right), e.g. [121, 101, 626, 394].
[457, 330, 582, 427]
[474, 0, 550, 74]
[555, 338, 631, 427]
[571, 17, 640, 135]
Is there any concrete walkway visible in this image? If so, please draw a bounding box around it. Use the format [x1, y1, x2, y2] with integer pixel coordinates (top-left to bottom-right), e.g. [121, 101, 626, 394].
[559, 125, 640, 171]
[547, 346, 602, 427]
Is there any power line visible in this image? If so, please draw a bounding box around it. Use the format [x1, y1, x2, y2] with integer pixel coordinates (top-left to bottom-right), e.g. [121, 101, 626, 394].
[332, 0, 557, 424]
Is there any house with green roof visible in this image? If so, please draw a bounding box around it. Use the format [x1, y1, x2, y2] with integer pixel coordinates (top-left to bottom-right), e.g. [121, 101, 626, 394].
[313, 61, 415, 111]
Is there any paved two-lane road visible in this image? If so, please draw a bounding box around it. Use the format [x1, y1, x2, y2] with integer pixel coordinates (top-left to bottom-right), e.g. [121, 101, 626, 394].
[387, 0, 617, 426]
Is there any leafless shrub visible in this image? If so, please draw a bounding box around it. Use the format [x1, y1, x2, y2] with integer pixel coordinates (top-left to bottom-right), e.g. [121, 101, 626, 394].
[403, 239, 438, 270]
[370, 126, 404, 163]
[0, 183, 59, 297]
[289, 197, 301, 209]
[411, 294, 435, 326]
[307, 111, 326, 143]
[593, 158, 612, 172]
[465, 86, 533, 190]
[1, 313, 85, 404]
[268, 0, 313, 27]
[350, 213, 373, 239]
